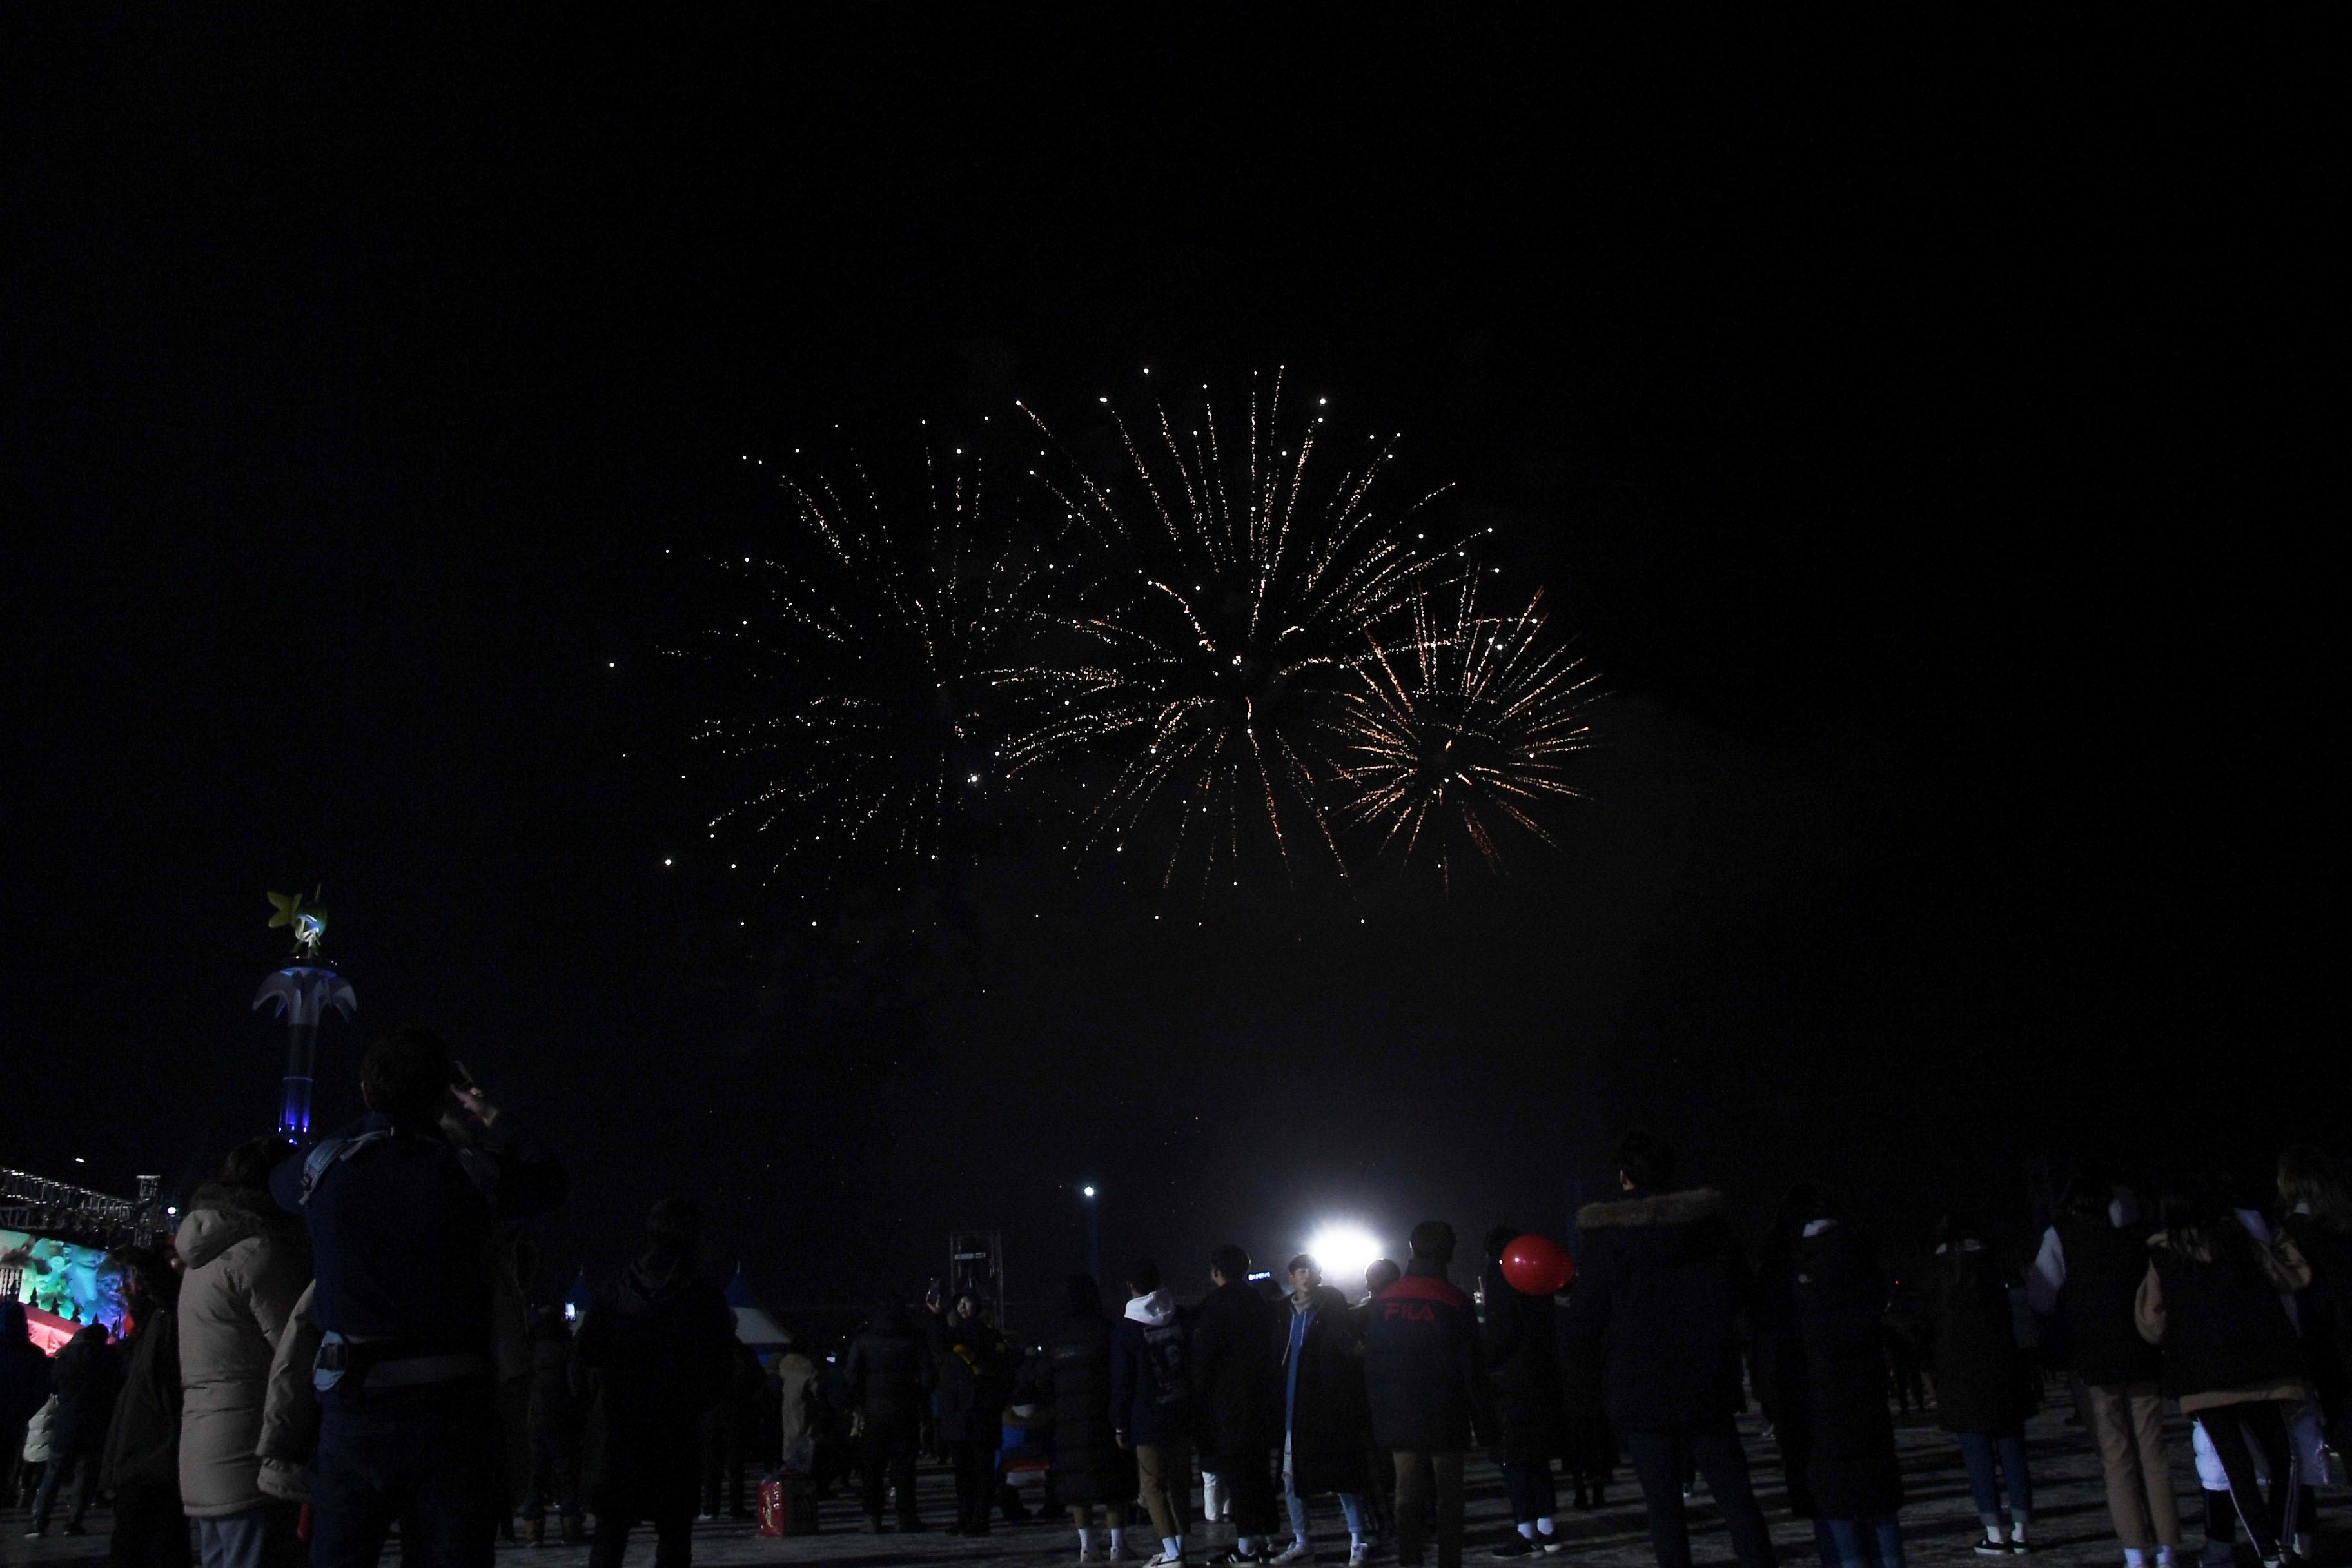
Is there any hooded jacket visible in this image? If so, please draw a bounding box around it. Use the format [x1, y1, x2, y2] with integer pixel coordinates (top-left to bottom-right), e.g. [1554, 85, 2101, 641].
[1562, 1188, 1750, 1433]
[1110, 1289, 1193, 1446]
[573, 1255, 736, 1505]
[175, 1183, 312, 1516]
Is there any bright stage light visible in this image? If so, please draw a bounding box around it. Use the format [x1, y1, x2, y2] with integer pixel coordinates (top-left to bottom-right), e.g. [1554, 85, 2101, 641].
[1304, 1223, 1385, 1288]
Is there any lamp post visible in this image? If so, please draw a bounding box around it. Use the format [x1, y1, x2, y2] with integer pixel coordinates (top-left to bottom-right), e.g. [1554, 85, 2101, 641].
[253, 891, 355, 1140]
[1079, 1182, 1100, 1283]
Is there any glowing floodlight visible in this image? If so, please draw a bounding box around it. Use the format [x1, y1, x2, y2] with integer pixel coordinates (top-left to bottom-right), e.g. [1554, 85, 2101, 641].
[1304, 1223, 1385, 1287]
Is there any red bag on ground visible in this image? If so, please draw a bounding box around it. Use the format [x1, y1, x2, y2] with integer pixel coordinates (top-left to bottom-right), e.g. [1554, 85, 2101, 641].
[757, 1477, 788, 1538]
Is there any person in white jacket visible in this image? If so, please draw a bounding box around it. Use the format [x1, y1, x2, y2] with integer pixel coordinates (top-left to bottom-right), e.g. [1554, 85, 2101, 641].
[176, 1139, 311, 1568]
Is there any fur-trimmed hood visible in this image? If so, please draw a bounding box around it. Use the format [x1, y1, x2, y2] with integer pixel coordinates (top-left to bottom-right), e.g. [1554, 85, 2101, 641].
[1576, 1187, 1725, 1231]
[177, 1183, 304, 1271]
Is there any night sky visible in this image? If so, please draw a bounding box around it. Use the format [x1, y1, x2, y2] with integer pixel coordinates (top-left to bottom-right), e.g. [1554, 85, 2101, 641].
[6, 17, 2334, 1328]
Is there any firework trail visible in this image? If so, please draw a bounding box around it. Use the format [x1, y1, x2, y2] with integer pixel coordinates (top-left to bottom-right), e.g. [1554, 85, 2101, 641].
[998, 370, 1462, 893]
[1334, 576, 1598, 882]
[692, 440, 1048, 886]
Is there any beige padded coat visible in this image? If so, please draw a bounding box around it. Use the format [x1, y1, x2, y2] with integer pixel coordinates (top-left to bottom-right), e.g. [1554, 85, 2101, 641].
[174, 1186, 310, 1518]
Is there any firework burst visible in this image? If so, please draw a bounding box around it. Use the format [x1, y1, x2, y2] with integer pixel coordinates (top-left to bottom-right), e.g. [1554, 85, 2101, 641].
[999, 371, 1462, 892]
[1334, 577, 1598, 880]
[691, 441, 1046, 886]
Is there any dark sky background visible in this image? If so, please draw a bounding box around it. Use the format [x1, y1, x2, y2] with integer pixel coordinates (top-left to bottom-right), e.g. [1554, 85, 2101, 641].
[6, 16, 2335, 1329]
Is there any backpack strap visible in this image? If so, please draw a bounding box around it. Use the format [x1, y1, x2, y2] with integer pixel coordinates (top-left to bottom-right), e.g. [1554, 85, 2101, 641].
[298, 1127, 397, 1206]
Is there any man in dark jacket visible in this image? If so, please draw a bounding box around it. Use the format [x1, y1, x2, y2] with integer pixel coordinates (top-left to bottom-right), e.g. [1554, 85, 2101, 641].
[1563, 1132, 1776, 1568]
[1364, 1222, 1491, 1568]
[1193, 1244, 1282, 1563]
[270, 1026, 567, 1568]
[573, 1198, 736, 1568]
[1483, 1226, 1568, 1557]
[0, 1302, 52, 1511]
[29, 1322, 121, 1537]
[843, 1297, 933, 1532]
[1112, 1259, 1195, 1568]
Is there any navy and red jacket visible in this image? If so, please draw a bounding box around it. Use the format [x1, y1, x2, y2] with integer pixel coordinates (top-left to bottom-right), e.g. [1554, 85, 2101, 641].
[1362, 1260, 1493, 1451]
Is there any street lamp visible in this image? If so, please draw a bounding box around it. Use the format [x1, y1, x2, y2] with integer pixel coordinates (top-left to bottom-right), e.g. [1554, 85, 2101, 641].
[1078, 1182, 1100, 1283]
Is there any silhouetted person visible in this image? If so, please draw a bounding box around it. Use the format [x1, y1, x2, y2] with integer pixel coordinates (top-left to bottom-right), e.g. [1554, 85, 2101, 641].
[1788, 1193, 1905, 1568]
[2137, 1178, 2313, 1568]
[2027, 1169, 2177, 1567]
[938, 1288, 1010, 1537]
[270, 1026, 567, 1568]
[1046, 1275, 1134, 1562]
[1364, 1221, 1491, 1568]
[573, 1198, 736, 1568]
[1563, 1131, 1778, 1568]
[1923, 1213, 2038, 1554]
[1483, 1226, 1567, 1557]
[1193, 1243, 1282, 1563]
[28, 1323, 119, 1537]
[521, 1304, 582, 1545]
[0, 1303, 51, 1513]
[104, 1248, 189, 1568]
[843, 1295, 933, 1531]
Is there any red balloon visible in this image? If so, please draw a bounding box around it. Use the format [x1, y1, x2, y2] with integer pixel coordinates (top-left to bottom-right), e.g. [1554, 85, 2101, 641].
[1500, 1233, 1574, 1296]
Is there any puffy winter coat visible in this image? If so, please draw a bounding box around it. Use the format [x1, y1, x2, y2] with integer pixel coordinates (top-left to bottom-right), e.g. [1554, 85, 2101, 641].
[255, 1283, 320, 1502]
[1364, 1262, 1492, 1452]
[1190, 1279, 1280, 1461]
[1275, 1285, 1373, 1494]
[49, 1326, 123, 1454]
[573, 1259, 736, 1509]
[1792, 1224, 1903, 1518]
[175, 1184, 311, 1517]
[1482, 1263, 1567, 1458]
[1563, 1188, 1750, 1433]
[1922, 1248, 2037, 1435]
[843, 1305, 932, 1427]
[1045, 1311, 1130, 1505]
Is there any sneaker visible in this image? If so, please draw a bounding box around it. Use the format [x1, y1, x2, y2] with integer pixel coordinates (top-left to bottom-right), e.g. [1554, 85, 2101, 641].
[1208, 1551, 1273, 1565]
[1108, 1544, 1133, 1563]
[1349, 1547, 1373, 1567]
[1079, 1549, 1107, 1565]
[1144, 1554, 1189, 1568]
[1542, 1535, 1567, 1554]
[1494, 1538, 1541, 1558]
[1275, 1543, 1315, 1564]
[1975, 1537, 2012, 1557]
